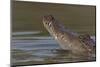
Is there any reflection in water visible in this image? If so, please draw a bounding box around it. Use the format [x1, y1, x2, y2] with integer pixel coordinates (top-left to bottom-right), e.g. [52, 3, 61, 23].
[12, 31, 41, 35]
[11, 31, 96, 66]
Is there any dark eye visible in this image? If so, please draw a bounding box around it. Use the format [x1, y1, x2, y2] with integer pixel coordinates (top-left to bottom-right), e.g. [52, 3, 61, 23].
[45, 22, 48, 24]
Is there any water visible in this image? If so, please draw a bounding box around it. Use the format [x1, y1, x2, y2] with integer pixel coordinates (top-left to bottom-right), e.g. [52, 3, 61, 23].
[12, 1, 96, 66]
[11, 31, 95, 66]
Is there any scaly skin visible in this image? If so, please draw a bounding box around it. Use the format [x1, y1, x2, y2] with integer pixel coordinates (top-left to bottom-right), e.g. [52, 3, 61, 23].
[42, 15, 95, 57]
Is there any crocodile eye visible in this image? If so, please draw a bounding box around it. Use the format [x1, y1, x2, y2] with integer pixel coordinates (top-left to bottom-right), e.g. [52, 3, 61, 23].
[45, 22, 48, 24]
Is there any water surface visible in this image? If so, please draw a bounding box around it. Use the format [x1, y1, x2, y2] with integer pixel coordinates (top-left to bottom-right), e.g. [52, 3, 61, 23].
[11, 31, 95, 66]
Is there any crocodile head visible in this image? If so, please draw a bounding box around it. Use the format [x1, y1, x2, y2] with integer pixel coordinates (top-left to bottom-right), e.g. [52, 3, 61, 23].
[43, 15, 55, 31]
[43, 15, 61, 35]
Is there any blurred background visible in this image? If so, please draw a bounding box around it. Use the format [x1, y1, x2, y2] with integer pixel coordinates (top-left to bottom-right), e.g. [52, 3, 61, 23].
[12, 1, 96, 35]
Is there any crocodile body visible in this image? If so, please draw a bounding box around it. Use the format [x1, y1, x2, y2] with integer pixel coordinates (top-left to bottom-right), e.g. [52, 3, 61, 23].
[42, 15, 95, 56]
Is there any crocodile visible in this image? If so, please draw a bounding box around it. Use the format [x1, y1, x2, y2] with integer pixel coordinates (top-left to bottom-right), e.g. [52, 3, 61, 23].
[42, 15, 95, 56]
